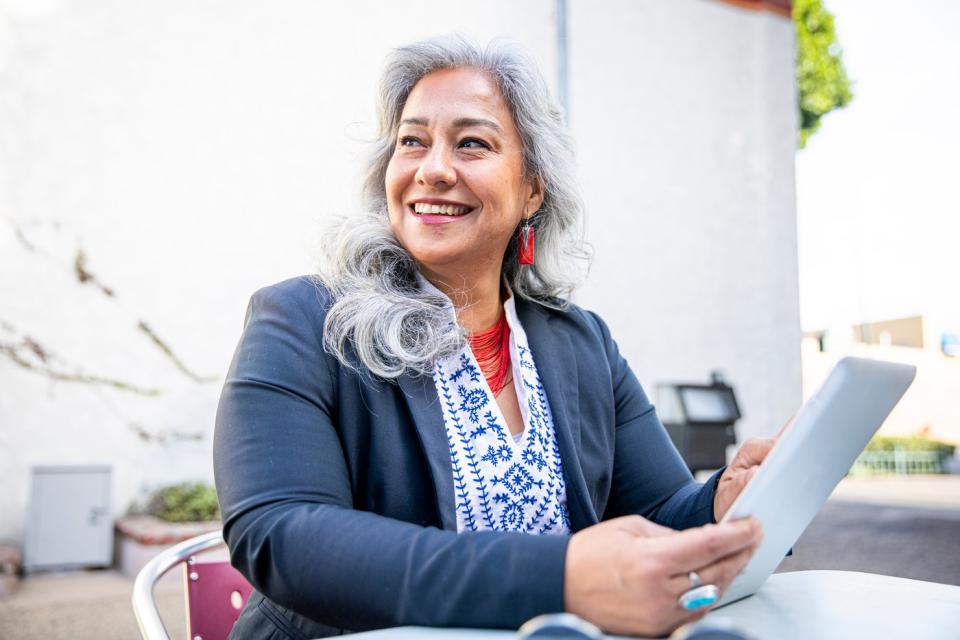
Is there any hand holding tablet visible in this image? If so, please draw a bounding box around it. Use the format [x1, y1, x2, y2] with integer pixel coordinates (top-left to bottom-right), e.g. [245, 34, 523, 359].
[713, 435, 778, 522]
[715, 356, 916, 606]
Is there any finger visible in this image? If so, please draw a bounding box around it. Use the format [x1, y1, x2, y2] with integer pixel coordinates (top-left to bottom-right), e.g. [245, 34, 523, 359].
[731, 465, 761, 497]
[651, 518, 761, 572]
[732, 437, 776, 468]
[714, 464, 762, 522]
[666, 546, 757, 630]
[746, 437, 776, 462]
[666, 541, 759, 596]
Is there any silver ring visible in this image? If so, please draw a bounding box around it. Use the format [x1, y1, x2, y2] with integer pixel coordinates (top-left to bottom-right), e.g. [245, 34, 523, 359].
[678, 571, 720, 610]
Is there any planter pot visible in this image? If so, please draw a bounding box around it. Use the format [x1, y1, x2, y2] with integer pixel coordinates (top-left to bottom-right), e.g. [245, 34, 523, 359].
[115, 516, 222, 578]
[0, 544, 22, 599]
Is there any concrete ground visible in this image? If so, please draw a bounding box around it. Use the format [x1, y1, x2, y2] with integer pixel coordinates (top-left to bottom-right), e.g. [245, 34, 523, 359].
[1, 475, 958, 639]
[0, 570, 185, 640]
[776, 501, 960, 586]
[775, 475, 960, 586]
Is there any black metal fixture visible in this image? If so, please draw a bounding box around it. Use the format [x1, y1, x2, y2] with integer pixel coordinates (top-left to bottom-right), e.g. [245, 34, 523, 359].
[656, 371, 742, 473]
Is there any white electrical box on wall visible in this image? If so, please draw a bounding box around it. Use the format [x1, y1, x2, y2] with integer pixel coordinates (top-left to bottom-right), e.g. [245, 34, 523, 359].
[25, 465, 113, 570]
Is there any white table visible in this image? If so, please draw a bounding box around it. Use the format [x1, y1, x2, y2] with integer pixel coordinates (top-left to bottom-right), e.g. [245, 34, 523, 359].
[346, 571, 960, 639]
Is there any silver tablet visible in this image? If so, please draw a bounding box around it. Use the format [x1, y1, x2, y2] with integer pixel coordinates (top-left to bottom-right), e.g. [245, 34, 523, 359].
[716, 356, 916, 607]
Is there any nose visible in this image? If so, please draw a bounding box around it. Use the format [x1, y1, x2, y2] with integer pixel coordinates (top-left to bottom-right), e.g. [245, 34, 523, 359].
[415, 144, 457, 189]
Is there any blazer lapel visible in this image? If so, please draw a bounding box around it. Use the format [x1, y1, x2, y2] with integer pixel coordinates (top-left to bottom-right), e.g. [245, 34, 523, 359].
[516, 299, 597, 530]
[397, 371, 458, 531]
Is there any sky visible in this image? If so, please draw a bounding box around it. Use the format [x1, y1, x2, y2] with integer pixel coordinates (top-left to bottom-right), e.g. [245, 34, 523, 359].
[795, 0, 960, 331]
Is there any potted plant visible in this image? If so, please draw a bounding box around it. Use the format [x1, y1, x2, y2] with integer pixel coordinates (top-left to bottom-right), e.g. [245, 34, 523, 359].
[0, 543, 22, 598]
[116, 482, 221, 577]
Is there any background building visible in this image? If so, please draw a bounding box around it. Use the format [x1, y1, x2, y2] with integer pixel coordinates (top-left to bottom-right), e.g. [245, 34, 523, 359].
[0, 0, 801, 546]
[804, 314, 960, 446]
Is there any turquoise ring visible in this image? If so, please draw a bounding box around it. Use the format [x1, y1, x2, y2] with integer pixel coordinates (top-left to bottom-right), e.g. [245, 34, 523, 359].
[678, 571, 720, 610]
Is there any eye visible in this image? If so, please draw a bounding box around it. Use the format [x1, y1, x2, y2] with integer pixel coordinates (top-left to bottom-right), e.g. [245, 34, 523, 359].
[398, 136, 424, 147]
[459, 137, 490, 150]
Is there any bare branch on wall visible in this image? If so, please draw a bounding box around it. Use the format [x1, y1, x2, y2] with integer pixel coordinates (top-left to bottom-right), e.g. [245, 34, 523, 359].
[137, 321, 218, 384]
[10, 221, 38, 253]
[128, 422, 204, 444]
[0, 321, 163, 396]
[74, 249, 115, 297]
[7, 220, 218, 385]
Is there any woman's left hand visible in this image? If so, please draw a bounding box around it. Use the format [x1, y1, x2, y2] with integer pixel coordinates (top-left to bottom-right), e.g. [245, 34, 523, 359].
[712, 437, 777, 521]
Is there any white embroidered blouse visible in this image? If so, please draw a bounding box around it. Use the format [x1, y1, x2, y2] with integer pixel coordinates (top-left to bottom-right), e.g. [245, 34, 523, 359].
[430, 288, 571, 536]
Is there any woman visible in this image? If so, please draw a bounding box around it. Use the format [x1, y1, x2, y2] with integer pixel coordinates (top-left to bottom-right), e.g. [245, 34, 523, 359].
[214, 35, 773, 638]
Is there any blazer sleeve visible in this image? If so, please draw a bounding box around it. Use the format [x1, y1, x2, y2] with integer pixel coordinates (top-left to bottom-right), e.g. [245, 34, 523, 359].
[213, 280, 568, 632]
[583, 310, 723, 529]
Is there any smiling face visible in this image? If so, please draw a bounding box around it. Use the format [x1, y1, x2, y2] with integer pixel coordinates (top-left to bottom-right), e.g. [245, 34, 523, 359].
[385, 67, 543, 286]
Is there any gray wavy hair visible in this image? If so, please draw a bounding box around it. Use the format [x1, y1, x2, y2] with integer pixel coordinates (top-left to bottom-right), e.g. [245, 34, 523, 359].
[319, 35, 591, 379]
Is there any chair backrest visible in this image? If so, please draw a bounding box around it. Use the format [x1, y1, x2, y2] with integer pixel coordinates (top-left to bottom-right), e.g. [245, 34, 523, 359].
[133, 530, 253, 640]
[184, 557, 253, 640]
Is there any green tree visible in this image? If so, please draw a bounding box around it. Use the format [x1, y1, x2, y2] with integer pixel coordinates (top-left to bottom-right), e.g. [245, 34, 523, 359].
[794, 0, 853, 148]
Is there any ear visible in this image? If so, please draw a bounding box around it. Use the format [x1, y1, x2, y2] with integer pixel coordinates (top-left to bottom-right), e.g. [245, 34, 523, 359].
[524, 175, 545, 218]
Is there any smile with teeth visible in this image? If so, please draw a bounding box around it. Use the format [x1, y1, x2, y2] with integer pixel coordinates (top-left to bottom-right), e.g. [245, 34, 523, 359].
[412, 203, 473, 216]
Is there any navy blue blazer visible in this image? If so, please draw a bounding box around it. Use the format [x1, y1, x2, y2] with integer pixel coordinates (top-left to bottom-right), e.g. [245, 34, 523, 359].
[214, 276, 721, 638]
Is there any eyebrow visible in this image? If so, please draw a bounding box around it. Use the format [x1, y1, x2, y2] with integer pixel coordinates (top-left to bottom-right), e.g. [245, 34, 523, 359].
[399, 117, 504, 135]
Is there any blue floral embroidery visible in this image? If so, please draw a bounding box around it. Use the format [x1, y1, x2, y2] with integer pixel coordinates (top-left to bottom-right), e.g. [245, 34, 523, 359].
[469, 411, 500, 440]
[457, 386, 488, 423]
[521, 448, 547, 471]
[481, 444, 512, 467]
[450, 354, 481, 383]
[434, 312, 569, 536]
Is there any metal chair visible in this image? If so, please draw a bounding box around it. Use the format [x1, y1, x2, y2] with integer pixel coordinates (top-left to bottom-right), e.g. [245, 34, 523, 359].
[132, 530, 253, 640]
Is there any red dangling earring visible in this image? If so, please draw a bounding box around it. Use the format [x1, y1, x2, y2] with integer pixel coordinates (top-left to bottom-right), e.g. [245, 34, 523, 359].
[518, 220, 535, 265]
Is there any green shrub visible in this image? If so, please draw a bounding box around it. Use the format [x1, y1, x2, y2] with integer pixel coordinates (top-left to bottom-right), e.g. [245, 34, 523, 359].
[864, 435, 956, 458]
[146, 482, 220, 523]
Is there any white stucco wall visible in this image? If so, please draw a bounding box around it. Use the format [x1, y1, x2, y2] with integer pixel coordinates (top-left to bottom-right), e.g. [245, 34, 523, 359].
[0, 0, 800, 545]
[570, 0, 802, 444]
